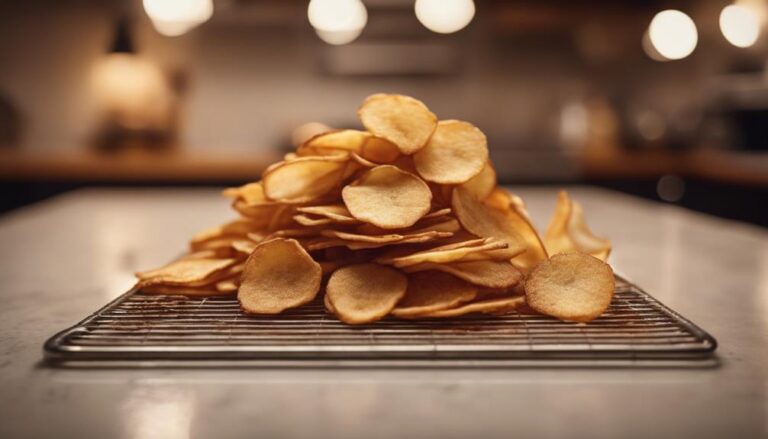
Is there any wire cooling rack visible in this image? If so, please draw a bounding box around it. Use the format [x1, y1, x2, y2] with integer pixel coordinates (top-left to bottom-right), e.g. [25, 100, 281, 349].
[43, 277, 717, 367]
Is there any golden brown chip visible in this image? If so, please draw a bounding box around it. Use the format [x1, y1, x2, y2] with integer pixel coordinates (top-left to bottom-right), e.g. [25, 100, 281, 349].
[350, 152, 378, 168]
[136, 258, 236, 286]
[297, 129, 369, 156]
[413, 120, 489, 184]
[230, 239, 258, 256]
[460, 161, 496, 200]
[323, 292, 336, 314]
[403, 259, 522, 288]
[480, 188, 548, 271]
[190, 219, 263, 250]
[141, 284, 235, 297]
[358, 94, 438, 155]
[222, 182, 272, 204]
[326, 263, 408, 324]
[295, 204, 359, 224]
[378, 239, 508, 268]
[262, 155, 349, 203]
[361, 136, 400, 163]
[238, 238, 322, 314]
[291, 214, 330, 227]
[525, 252, 615, 323]
[342, 165, 432, 229]
[544, 191, 611, 261]
[215, 279, 239, 293]
[452, 187, 527, 258]
[415, 295, 527, 318]
[390, 271, 478, 318]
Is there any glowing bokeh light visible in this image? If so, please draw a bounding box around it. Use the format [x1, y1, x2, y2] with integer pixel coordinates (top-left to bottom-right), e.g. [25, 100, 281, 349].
[414, 0, 476, 34]
[720, 4, 760, 48]
[143, 0, 214, 37]
[648, 10, 698, 60]
[307, 0, 367, 45]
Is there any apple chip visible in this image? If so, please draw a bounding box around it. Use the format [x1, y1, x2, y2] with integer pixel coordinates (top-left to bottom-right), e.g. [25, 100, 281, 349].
[262, 155, 349, 203]
[136, 258, 236, 286]
[460, 161, 496, 200]
[238, 238, 322, 314]
[413, 120, 489, 184]
[342, 165, 432, 229]
[403, 259, 522, 288]
[452, 186, 527, 257]
[326, 263, 408, 324]
[358, 94, 437, 154]
[544, 191, 611, 261]
[390, 271, 478, 318]
[525, 253, 615, 322]
[416, 295, 527, 318]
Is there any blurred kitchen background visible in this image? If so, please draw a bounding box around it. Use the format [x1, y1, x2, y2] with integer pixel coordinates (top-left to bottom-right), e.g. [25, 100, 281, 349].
[0, 0, 766, 225]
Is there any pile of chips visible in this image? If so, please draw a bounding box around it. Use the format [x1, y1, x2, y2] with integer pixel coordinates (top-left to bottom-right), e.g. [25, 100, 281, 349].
[136, 94, 614, 324]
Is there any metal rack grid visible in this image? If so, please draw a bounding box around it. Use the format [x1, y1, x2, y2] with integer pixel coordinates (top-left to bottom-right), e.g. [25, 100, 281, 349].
[44, 277, 717, 367]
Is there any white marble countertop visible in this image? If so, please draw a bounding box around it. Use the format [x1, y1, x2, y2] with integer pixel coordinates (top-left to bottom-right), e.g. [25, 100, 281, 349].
[0, 187, 766, 439]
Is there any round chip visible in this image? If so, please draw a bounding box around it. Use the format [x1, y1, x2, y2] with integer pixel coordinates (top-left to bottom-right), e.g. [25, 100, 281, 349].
[238, 238, 322, 314]
[391, 271, 478, 318]
[358, 94, 437, 154]
[460, 161, 496, 200]
[525, 253, 615, 323]
[413, 120, 489, 184]
[342, 165, 432, 229]
[262, 155, 349, 202]
[326, 263, 408, 324]
[452, 186, 528, 257]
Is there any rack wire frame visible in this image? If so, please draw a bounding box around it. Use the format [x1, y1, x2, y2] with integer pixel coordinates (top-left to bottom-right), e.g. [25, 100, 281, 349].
[44, 277, 717, 367]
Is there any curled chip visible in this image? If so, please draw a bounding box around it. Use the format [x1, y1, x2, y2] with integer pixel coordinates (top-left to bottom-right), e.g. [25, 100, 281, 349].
[545, 191, 611, 261]
[461, 161, 496, 200]
[391, 271, 477, 318]
[222, 182, 272, 204]
[342, 165, 432, 229]
[262, 155, 349, 202]
[525, 252, 615, 323]
[326, 263, 408, 324]
[295, 205, 360, 225]
[404, 259, 522, 289]
[361, 136, 400, 163]
[414, 295, 527, 318]
[298, 129, 369, 156]
[413, 120, 488, 184]
[378, 238, 508, 268]
[137, 258, 236, 286]
[452, 186, 529, 259]
[238, 238, 322, 314]
[358, 94, 437, 155]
